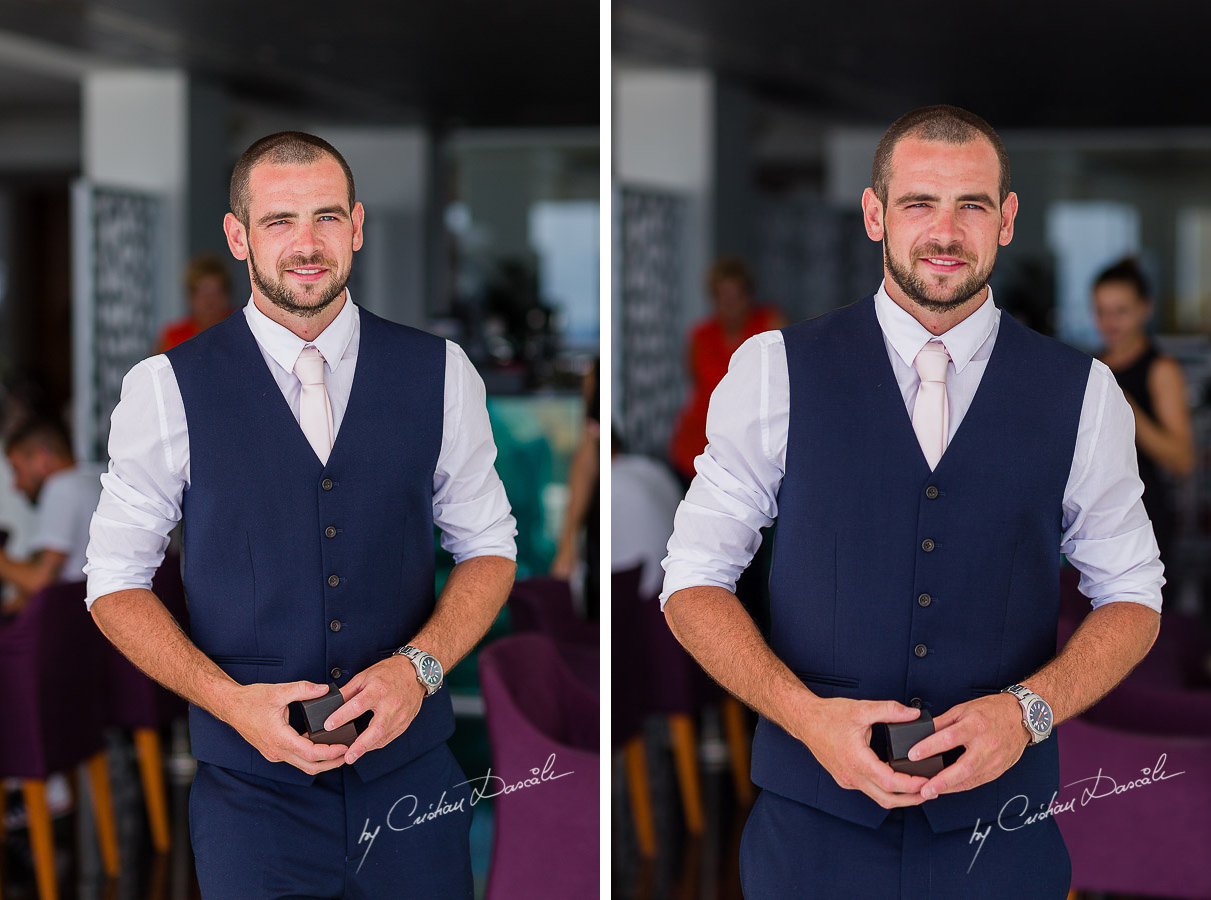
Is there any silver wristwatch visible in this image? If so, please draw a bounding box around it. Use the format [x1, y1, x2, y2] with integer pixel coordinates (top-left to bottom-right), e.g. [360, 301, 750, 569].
[1002, 683, 1053, 744]
[394, 645, 444, 696]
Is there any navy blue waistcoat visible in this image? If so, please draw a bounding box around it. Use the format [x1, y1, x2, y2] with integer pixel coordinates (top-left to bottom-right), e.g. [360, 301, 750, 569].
[166, 307, 453, 785]
[753, 295, 1091, 833]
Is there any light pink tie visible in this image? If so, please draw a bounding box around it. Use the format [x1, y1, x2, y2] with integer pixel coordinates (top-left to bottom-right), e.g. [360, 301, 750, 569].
[294, 346, 334, 465]
[912, 342, 951, 470]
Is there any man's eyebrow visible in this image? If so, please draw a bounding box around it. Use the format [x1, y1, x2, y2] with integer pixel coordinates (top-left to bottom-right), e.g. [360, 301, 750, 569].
[255, 206, 349, 226]
[256, 210, 296, 226]
[893, 192, 940, 205]
[892, 192, 997, 206]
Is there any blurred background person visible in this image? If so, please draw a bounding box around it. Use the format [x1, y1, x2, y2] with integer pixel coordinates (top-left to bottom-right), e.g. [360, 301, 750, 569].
[668, 256, 784, 485]
[1093, 258, 1195, 610]
[0, 417, 102, 614]
[550, 360, 600, 616]
[156, 253, 234, 352]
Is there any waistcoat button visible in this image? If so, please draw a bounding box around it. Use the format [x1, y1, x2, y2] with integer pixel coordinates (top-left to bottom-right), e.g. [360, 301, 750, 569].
[329, 619, 341, 632]
[914, 643, 928, 658]
[921, 539, 935, 552]
[328, 574, 340, 587]
[321, 478, 334, 491]
[918, 593, 932, 607]
[330, 667, 342, 679]
[925, 485, 939, 499]
[325, 526, 337, 538]
[910, 697, 923, 708]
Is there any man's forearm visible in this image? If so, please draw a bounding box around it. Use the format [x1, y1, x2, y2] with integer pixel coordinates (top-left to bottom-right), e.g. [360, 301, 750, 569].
[90, 588, 238, 720]
[1022, 600, 1160, 725]
[663, 585, 814, 734]
[408, 555, 516, 673]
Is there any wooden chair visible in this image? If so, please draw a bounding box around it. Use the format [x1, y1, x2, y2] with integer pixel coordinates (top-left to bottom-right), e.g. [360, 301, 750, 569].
[0, 580, 119, 900]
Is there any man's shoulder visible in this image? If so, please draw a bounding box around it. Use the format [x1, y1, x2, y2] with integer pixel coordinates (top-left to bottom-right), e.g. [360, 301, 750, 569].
[782, 295, 873, 346]
[358, 307, 444, 345]
[164, 307, 247, 365]
[998, 310, 1093, 372]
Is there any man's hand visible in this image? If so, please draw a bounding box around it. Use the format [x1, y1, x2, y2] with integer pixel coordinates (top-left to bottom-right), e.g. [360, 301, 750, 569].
[226, 680, 349, 776]
[906, 693, 1029, 800]
[324, 655, 426, 766]
[797, 696, 932, 809]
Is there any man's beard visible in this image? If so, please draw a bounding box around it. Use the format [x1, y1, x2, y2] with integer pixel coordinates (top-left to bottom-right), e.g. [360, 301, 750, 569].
[249, 246, 348, 318]
[884, 238, 995, 313]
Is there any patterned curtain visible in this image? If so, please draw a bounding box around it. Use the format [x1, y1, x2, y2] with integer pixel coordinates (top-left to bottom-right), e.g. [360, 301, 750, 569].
[78, 186, 161, 462]
[619, 188, 685, 458]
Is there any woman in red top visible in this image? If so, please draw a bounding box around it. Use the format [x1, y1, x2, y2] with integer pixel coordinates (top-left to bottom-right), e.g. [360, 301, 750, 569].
[157, 254, 234, 352]
[669, 257, 785, 482]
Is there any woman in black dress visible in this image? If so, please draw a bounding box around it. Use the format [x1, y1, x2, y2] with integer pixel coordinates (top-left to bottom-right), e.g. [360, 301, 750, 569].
[1092, 259, 1195, 607]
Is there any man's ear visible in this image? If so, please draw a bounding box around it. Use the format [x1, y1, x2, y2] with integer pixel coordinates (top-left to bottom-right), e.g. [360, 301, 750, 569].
[224, 213, 249, 261]
[862, 188, 884, 242]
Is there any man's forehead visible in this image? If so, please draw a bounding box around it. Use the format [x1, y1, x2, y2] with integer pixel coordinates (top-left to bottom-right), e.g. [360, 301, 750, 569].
[887, 136, 1000, 192]
[247, 158, 349, 208]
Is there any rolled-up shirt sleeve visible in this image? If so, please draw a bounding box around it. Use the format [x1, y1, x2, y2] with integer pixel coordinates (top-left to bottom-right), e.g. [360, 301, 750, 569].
[1061, 359, 1164, 612]
[85, 355, 187, 608]
[660, 331, 787, 608]
[433, 341, 517, 563]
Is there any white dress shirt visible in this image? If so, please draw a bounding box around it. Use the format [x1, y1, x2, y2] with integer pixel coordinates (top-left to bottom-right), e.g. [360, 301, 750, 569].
[85, 293, 517, 607]
[661, 282, 1164, 613]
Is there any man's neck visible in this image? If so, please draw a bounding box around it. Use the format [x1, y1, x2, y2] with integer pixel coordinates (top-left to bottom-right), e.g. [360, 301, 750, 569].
[884, 278, 988, 337]
[252, 290, 347, 343]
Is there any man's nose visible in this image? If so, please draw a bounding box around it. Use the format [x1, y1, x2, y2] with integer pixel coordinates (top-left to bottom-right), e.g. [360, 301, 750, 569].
[292, 221, 322, 255]
[928, 207, 963, 247]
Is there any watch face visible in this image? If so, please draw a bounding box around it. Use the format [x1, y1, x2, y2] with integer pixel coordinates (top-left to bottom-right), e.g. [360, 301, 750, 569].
[1027, 698, 1051, 733]
[419, 655, 442, 686]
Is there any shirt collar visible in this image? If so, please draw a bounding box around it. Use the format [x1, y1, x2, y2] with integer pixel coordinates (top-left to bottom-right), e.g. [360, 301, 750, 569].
[873, 280, 997, 375]
[242, 289, 357, 375]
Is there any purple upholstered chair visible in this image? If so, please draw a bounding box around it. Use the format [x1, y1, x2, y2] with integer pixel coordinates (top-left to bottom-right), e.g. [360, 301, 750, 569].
[1057, 716, 1211, 898]
[1083, 680, 1211, 738]
[507, 577, 598, 648]
[96, 552, 189, 852]
[479, 634, 598, 900]
[0, 580, 120, 897]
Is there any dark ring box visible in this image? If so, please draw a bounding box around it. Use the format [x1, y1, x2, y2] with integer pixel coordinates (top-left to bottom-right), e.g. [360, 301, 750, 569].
[288, 684, 367, 745]
[869, 708, 945, 778]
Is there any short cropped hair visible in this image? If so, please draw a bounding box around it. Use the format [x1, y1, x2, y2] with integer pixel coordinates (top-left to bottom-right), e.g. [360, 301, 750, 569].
[1094, 257, 1151, 299]
[6, 417, 73, 460]
[229, 131, 356, 227]
[871, 105, 1011, 206]
[184, 253, 232, 295]
[706, 255, 755, 296]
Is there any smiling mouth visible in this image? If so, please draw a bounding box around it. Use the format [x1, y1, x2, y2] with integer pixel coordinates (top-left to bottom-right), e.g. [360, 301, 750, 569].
[921, 257, 965, 268]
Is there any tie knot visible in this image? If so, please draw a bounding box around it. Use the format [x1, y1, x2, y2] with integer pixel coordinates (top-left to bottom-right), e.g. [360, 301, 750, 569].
[294, 346, 326, 386]
[914, 342, 950, 384]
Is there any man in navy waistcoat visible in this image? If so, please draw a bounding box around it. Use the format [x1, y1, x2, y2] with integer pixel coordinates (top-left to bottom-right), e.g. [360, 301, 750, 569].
[86, 132, 518, 898]
[661, 106, 1163, 897]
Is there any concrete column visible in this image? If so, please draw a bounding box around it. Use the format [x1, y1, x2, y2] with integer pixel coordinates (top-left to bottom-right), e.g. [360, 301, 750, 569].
[82, 68, 189, 326]
[615, 65, 714, 338]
